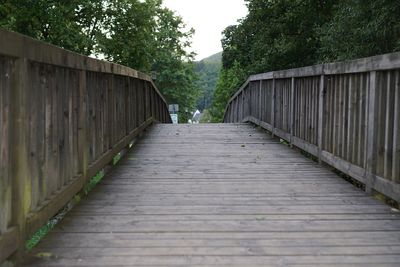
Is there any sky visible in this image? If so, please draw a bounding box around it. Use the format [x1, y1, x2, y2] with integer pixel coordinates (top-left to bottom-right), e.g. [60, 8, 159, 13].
[162, 0, 248, 61]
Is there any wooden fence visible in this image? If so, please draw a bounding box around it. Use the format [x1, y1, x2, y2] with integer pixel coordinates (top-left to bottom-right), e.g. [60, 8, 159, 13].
[224, 52, 400, 202]
[0, 29, 171, 263]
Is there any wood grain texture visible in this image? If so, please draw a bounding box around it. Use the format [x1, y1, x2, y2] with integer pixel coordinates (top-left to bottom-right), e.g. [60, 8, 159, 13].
[24, 124, 400, 267]
[0, 56, 12, 236]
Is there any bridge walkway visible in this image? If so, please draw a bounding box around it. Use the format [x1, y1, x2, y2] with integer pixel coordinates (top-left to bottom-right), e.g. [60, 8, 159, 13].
[24, 123, 400, 266]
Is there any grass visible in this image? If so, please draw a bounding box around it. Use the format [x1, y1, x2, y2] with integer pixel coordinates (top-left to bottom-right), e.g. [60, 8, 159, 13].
[25, 152, 123, 251]
[279, 138, 290, 146]
[83, 170, 105, 195]
[112, 152, 122, 166]
[25, 203, 72, 251]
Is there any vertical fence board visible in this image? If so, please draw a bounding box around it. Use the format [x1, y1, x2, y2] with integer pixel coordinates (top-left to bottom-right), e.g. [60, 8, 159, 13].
[0, 57, 12, 236]
[393, 71, 400, 183]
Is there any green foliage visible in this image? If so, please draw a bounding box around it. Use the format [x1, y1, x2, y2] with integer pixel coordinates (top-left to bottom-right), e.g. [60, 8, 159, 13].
[0, 0, 199, 122]
[99, 0, 159, 70]
[152, 6, 199, 123]
[84, 170, 105, 195]
[25, 218, 57, 251]
[212, 0, 400, 122]
[0, 0, 104, 55]
[195, 52, 222, 111]
[318, 0, 400, 62]
[112, 152, 122, 165]
[199, 109, 213, 123]
[211, 61, 247, 122]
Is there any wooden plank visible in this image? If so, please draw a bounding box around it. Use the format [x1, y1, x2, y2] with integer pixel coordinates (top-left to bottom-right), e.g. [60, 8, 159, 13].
[10, 58, 31, 263]
[318, 75, 324, 162]
[393, 71, 400, 183]
[321, 150, 366, 184]
[339, 75, 345, 158]
[24, 254, 400, 266]
[271, 79, 275, 135]
[371, 173, 400, 202]
[0, 29, 153, 81]
[366, 71, 378, 192]
[332, 75, 340, 156]
[37, 231, 400, 248]
[78, 70, 88, 183]
[326, 76, 333, 152]
[305, 78, 310, 142]
[27, 63, 40, 211]
[310, 77, 315, 144]
[384, 71, 394, 180]
[347, 74, 353, 163]
[30, 245, 400, 257]
[352, 74, 359, 164]
[292, 136, 319, 157]
[0, 56, 12, 237]
[290, 77, 295, 145]
[0, 227, 18, 263]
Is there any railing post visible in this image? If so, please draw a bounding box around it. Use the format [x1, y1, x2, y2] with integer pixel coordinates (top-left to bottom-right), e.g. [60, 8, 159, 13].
[10, 58, 30, 263]
[366, 71, 378, 193]
[290, 77, 295, 146]
[318, 74, 325, 163]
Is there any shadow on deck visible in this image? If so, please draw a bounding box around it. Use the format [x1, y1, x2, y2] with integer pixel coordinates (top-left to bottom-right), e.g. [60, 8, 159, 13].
[23, 123, 400, 267]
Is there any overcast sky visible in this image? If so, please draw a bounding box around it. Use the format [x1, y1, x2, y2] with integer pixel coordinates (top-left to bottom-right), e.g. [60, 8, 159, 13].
[162, 0, 248, 61]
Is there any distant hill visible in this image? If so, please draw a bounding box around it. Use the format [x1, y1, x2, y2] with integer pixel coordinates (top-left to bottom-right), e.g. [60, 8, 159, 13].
[195, 52, 222, 111]
[202, 51, 222, 64]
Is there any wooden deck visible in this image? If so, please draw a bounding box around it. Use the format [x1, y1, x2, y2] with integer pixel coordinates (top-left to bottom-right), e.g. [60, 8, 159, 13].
[24, 123, 400, 266]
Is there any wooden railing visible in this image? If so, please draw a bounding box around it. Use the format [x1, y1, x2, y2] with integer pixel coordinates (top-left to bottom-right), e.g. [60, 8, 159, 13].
[224, 52, 400, 202]
[0, 29, 171, 263]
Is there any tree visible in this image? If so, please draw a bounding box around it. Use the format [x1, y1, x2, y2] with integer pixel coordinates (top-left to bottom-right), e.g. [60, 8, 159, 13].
[0, 0, 104, 55]
[318, 0, 400, 61]
[151, 5, 199, 123]
[211, 61, 246, 122]
[99, 0, 158, 71]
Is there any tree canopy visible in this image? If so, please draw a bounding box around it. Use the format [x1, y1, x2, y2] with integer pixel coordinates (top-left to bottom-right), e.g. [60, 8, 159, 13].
[0, 0, 199, 122]
[211, 0, 400, 122]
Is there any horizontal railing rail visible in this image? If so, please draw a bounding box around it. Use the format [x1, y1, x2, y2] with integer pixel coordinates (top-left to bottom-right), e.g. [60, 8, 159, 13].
[0, 29, 171, 264]
[224, 52, 400, 203]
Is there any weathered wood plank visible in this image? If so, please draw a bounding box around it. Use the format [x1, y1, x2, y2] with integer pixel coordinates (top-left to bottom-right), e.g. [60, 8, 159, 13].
[0, 56, 12, 237]
[0, 227, 18, 263]
[366, 71, 378, 192]
[10, 58, 31, 263]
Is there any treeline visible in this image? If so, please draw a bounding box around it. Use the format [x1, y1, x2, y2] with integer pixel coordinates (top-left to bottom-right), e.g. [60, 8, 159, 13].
[211, 0, 400, 122]
[0, 0, 199, 122]
[195, 52, 222, 111]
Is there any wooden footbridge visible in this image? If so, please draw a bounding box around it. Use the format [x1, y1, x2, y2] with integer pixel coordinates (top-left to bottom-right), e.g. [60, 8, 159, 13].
[1, 30, 400, 266]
